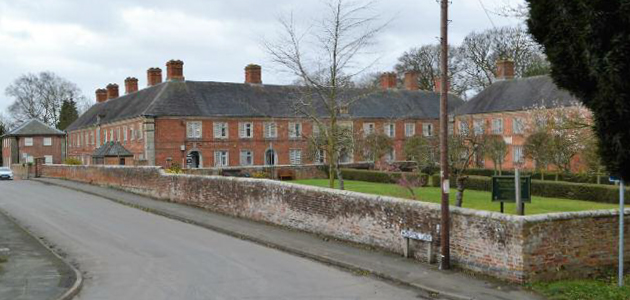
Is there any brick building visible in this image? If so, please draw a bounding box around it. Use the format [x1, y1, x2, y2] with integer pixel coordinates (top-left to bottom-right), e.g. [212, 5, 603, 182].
[1, 119, 66, 166]
[66, 60, 464, 168]
[454, 59, 584, 172]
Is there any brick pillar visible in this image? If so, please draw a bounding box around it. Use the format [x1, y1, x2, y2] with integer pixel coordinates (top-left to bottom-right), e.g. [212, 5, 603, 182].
[106, 84, 119, 100]
[496, 59, 515, 81]
[380, 72, 397, 90]
[147, 68, 163, 86]
[125, 77, 139, 94]
[245, 64, 262, 84]
[95, 89, 108, 103]
[404, 71, 419, 90]
[166, 60, 184, 81]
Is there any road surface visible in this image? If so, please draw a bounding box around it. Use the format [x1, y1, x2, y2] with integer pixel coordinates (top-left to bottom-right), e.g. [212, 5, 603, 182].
[0, 180, 424, 300]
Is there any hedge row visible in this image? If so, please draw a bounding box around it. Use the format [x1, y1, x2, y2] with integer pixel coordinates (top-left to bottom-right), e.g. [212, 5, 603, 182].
[431, 174, 627, 204]
[339, 169, 429, 186]
[463, 168, 612, 185]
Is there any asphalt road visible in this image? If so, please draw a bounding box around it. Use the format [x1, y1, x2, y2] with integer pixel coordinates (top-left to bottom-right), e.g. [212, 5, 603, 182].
[0, 180, 424, 300]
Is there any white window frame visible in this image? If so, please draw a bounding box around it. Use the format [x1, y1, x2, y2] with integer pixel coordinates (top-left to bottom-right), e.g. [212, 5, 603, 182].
[44, 155, 53, 165]
[117, 127, 121, 142]
[240, 149, 253, 166]
[289, 149, 302, 165]
[213, 122, 229, 139]
[239, 122, 253, 139]
[288, 122, 302, 139]
[315, 149, 326, 164]
[24, 137, 33, 146]
[214, 150, 229, 167]
[404, 123, 415, 137]
[384, 149, 395, 162]
[492, 118, 504, 135]
[422, 123, 433, 137]
[473, 119, 484, 135]
[264, 122, 278, 139]
[130, 127, 135, 141]
[187, 121, 202, 139]
[513, 117, 524, 135]
[123, 126, 128, 142]
[363, 122, 375, 136]
[43, 137, 52, 146]
[459, 121, 469, 135]
[513, 145, 524, 164]
[138, 124, 143, 140]
[384, 123, 395, 138]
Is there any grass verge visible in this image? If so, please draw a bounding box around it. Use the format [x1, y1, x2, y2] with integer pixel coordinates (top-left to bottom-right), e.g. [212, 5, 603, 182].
[292, 179, 616, 215]
[532, 275, 630, 300]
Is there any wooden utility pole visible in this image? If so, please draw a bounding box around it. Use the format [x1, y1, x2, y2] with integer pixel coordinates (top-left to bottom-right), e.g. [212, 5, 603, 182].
[439, 0, 451, 270]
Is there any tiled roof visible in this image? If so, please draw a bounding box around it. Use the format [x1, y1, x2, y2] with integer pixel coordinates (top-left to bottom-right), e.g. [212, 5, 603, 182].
[67, 81, 465, 131]
[2, 119, 65, 137]
[92, 142, 134, 158]
[455, 76, 579, 116]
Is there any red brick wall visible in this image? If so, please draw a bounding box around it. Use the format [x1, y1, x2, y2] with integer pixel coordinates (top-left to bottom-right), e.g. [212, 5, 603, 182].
[455, 112, 587, 173]
[67, 118, 145, 165]
[153, 117, 438, 168]
[41, 165, 629, 283]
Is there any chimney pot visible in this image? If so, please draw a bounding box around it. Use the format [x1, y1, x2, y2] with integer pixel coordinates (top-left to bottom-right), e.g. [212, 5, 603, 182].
[125, 77, 139, 94]
[380, 72, 397, 90]
[166, 59, 184, 81]
[496, 59, 515, 81]
[95, 89, 108, 103]
[106, 84, 119, 100]
[147, 67, 163, 86]
[403, 71, 419, 90]
[245, 64, 262, 84]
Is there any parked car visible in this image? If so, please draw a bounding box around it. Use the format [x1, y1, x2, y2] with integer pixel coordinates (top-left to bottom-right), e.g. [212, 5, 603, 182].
[0, 167, 13, 180]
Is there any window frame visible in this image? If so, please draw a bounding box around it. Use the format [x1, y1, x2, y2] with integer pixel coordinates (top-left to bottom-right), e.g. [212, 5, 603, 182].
[289, 149, 302, 165]
[492, 118, 504, 135]
[43, 137, 52, 146]
[213, 122, 229, 139]
[239, 122, 254, 139]
[24, 137, 33, 146]
[384, 123, 395, 138]
[240, 149, 253, 166]
[404, 123, 415, 137]
[264, 122, 278, 139]
[214, 150, 229, 167]
[422, 123, 433, 137]
[288, 122, 302, 139]
[187, 121, 203, 139]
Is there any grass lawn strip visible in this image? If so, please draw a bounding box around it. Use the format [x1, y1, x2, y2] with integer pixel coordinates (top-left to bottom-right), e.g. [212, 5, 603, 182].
[293, 179, 616, 215]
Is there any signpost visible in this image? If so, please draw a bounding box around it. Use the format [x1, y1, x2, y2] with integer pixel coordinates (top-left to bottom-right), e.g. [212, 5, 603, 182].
[492, 174, 531, 215]
[610, 176, 625, 287]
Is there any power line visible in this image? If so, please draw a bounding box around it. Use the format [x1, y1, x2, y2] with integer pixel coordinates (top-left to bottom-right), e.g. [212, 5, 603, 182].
[477, 0, 497, 28]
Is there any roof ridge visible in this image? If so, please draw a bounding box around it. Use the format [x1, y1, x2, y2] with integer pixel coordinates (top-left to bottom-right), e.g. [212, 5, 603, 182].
[142, 81, 174, 116]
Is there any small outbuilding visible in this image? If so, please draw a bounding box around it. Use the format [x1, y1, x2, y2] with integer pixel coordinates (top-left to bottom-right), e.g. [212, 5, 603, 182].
[91, 142, 134, 165]
[1, 119, 66, 167]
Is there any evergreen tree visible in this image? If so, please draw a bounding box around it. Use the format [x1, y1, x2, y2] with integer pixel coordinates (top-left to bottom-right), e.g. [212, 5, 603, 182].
[526, 0, 630, 180]
[56, 99, 79, 130]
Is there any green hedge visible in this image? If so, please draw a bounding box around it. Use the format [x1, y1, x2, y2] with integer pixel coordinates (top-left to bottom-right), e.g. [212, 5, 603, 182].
[440, 175, 627, 204]
[463, 168, 612, 185]
[339, 169, 429, 186]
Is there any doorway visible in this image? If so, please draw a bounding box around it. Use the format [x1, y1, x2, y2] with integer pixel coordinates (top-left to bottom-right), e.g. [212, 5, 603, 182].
[265, 149, 277, 166]
[189, 151, 200, 168]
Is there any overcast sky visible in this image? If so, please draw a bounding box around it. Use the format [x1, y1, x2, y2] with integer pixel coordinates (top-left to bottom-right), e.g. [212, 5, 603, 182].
[0, 0, 525, 111]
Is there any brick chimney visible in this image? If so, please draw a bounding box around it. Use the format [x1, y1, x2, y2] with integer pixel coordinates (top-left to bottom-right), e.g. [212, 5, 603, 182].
[106, 84, 119, 100]
[166, 60, 184, 81]
[95, 88, 108, 103]
[125, 77, 138, 94]
[403, 71, 419, 90]
[380, 72, 397, 90]
[496, 59, 515, 81]
[433, 77, 451, 93]
[147, 68, 163, 86]
[245, 64, 262, 84]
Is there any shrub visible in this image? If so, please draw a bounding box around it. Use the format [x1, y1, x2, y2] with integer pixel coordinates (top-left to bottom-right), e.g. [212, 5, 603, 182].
[340, 169, 428, 187]
[463, 168, 613, 185]
[166, 163, 183, 174]
[64, 158, 82, 165]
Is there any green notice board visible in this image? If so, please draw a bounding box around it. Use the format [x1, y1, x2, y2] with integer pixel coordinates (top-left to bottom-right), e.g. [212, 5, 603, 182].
[491, 176, 532, 203]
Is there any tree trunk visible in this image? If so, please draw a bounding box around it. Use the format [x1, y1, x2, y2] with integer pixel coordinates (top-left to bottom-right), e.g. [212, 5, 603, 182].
[336, 157, 345, 190]
[455, 176, 465, 207]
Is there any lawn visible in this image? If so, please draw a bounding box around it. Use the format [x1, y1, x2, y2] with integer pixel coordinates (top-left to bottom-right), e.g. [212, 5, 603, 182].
[532, 275, 630, 300]
[293, 179, 617, 215]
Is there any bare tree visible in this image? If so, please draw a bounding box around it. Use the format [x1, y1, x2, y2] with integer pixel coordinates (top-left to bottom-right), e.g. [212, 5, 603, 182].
[5, 72, 89, 128]
[394, 45, 468, 96]
[483, 134, 508, 175]
[357, 132, 393, 170]
[265, 0, 387, 188]
[459, 25, 547, 93]
[448, 132, 484, 207]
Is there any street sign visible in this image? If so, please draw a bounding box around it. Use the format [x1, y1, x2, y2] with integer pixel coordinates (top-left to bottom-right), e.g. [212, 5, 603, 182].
[492, 176, 531, 203]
